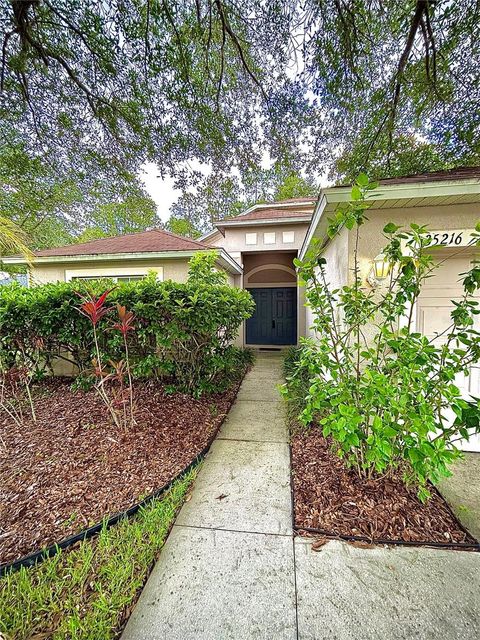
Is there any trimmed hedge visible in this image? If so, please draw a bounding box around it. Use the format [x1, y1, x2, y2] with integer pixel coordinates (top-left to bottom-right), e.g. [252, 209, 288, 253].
[0, 275, 254, 394]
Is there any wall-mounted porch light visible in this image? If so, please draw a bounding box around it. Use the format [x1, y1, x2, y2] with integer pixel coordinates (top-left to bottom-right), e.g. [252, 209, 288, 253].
[368, 253, 391, 287]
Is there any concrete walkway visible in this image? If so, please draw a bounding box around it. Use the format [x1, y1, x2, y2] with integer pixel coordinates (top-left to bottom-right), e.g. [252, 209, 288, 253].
[122, 353, 480, 640]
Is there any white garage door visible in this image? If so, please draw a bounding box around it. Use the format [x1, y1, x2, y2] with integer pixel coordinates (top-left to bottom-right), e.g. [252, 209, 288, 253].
[416, 249, 480, 452]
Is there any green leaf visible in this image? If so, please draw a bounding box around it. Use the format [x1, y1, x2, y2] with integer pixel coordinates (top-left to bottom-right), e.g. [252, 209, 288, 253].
[351, 185, 362, 201]
[383, 222, 400, 234]
[356, 173, 369, 187]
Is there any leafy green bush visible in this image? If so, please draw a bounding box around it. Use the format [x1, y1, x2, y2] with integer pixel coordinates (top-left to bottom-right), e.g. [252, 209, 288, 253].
[0, 265, 254, 396]
[287, 174, 480, 500]
[187, 250, 228, 286]
[282, 346, 311, 430]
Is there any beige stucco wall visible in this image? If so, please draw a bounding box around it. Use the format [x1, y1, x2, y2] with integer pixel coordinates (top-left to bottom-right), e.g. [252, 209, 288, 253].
[307, 201, 480, 341]
[30, 258, 192, 285]
[352, 202, 480, 285]
[243, 252, 297, 287]
[205, 221, 313, 348]
[210, 222, 310, 254]
[306, 226, 349, 339]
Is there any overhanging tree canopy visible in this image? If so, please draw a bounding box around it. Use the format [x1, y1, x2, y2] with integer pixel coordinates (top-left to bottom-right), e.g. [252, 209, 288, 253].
[1, 0, 479, 225]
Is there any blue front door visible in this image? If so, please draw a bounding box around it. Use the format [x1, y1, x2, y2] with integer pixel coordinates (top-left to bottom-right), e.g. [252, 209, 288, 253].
[246, 287, 297, 345]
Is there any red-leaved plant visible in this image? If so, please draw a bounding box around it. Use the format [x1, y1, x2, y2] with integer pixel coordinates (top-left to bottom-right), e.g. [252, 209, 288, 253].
[76, 290, 136, 430]
[112, 304, 136, 424]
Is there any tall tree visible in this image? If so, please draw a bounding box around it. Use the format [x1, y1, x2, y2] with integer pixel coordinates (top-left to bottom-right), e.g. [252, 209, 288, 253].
[0, 141, 161, 249]
[301, 1, 480, 176]
[167, 169, 318, 235]
[76, 190, 160, 243]
[272, 173, 318, 200]
[0, 142, 79, 248]
[164, 217, 201, 239]
[0, 216, 32, 262]
[333, 135, 447, 183]
[0, 0, 302, 185]
[168, 174, 246, 233]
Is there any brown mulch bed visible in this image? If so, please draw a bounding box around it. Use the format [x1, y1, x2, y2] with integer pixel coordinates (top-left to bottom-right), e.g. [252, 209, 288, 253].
[0, 378, 241, 565]
[291, 428, 477, 545]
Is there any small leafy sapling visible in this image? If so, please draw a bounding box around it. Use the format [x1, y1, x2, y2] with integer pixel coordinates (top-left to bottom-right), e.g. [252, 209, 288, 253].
[291, 174, 480, 500]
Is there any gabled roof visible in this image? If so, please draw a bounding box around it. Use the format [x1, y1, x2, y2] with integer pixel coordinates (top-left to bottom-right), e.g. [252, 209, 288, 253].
[210, 197, 317, 233]
[32, 228, 210, 258]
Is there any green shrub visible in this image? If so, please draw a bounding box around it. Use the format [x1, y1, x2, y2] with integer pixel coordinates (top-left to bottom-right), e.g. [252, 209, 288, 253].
[187, 250, 228, 286]
[283, 346, 316, 431]
[0, 269, 254, 396]
[287, 174, 480, 500]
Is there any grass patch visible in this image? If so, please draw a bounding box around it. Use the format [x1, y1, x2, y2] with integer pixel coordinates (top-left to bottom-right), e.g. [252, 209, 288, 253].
[0, 467, 198, 640]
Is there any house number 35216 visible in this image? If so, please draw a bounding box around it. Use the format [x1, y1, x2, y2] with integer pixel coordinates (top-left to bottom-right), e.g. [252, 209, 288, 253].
[425, 229, 475, 247]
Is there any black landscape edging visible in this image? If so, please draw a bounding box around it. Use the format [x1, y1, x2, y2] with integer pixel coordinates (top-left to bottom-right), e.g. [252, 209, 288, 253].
[0, 370, 248, 577]
[294, 525, 480, 551]
[0, 442, 208, 577]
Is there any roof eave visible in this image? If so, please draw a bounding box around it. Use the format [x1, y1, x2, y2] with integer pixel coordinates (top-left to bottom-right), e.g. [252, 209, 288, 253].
[237, 200, 316, 218]
[299, 178, 480, 260]
[213, 216, 312, 228]
[3, 248, 243, 275]
[216, 249, 243, 274]
[325, 178, 480, 203]
[3, 250, 208, 266]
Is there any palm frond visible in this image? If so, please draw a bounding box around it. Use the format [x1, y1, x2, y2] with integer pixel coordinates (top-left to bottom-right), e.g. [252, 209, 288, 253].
[0, 216, 33, 265]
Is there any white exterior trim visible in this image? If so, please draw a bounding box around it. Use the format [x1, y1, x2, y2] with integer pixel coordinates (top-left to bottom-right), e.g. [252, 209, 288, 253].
[215, 216, 312, 228]
[299, 194, 328, 260]
[237, 199, 316, 217]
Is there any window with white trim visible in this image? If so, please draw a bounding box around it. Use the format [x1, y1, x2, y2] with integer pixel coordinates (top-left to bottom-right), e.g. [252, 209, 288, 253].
[245, 233, 257, 245]
[264, 232, 276, 245]
[282, 231, 295, 243]
[71, 275, 145, 283]
[65, 267, 164, 282]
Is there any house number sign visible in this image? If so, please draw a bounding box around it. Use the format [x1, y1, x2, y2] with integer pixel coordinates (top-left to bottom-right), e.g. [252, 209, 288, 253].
[424, 229, 477, 247]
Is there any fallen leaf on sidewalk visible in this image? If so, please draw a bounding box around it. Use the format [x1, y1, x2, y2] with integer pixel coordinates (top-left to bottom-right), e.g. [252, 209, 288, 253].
[311, 536, 328, 551]
[347, 540, 374, 549]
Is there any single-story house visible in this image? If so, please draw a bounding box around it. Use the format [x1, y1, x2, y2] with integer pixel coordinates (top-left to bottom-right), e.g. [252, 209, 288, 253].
[3, 166, 480, 448]
[3, 167, 479, 345]
[4, 167, 480, 351]
[3, 228, 242, 286]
